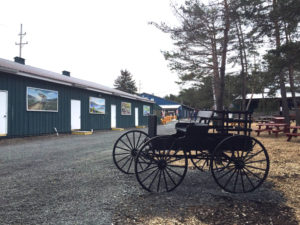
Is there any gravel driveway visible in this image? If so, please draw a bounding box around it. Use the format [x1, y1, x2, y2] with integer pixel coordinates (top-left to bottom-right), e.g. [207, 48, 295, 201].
[0, 123, 175, 224]
[0, 122, 298, 225]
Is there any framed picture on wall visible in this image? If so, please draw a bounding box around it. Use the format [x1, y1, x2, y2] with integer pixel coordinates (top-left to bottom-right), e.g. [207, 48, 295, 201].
[121, 102, 131, 115]
[89, 97, 105, 114]
[143, 105, 150, 116]
[27, 87, 58, 112]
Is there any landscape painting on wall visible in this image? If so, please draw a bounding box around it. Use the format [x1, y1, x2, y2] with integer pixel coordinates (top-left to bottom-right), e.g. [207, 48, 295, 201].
[89, 97, 105, 114]
[27, 87, 58, 112]
[121, 102, 131, 115]
[143, 105, 150, 116]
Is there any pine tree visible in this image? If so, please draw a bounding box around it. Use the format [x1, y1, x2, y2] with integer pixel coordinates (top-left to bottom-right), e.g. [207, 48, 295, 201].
[151, 0, 232, 111]
[113, 70, 137, 94]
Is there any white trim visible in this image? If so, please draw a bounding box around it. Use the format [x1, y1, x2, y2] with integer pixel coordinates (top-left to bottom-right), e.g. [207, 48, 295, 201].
[26, 87, 59, 112]
[111, 104, 117, 128]
[0, 90, 8, 136]
[71, 99, 81, 130]
[135, 107, 139, 126]
[159, 105, 181, 109]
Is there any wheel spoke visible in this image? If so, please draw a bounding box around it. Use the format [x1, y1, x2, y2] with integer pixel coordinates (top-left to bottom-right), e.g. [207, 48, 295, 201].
[213, 164, 235, 172]
[136, 132, 142, 149]
[243, 166, 262, 180]
[166, 166, 183, 177]
[119, 139, 133, 151]
[215, 167, 235, 180]
[127, 157, 134, 173]
[165, 167, 177, 186]
[116, 146, 131, 152]
[120, 155, 132, 170]
[233, 169, 240, 192]
[162, 170, 169, 191]
[223, 169, 237, 189]
[148, 169, 160, 190]
[240, 168, 245, 192]
[114, 152, 130, 156]
[246, 165, 266, 171]
[116, 155, 130, 164]
[242, 141, 257, 160]
[141, 168, 159, 183]
[242, 168, 255, 189]
[244, 149, 264, 162]
[133, 132, 136, 148]
[245, 159, 267, 164]
[125, 134, 134, 149]
[157, 170, 162, 192]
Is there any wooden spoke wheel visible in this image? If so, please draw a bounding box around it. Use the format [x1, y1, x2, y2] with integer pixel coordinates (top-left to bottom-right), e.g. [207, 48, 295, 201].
[112, 130, 149, 174]
[135, 136, 188, 193]
[190, 150, 210, 171]
[210, 135, 269, 193]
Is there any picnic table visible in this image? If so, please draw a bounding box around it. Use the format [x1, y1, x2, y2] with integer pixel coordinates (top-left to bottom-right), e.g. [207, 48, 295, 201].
[254, 122, 289, 137]
[286, 126, 300, 141]
[272, 117, 285, 123]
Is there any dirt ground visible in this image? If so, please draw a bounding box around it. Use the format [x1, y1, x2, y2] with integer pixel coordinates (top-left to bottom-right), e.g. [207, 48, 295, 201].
[112, 123, 300, 225]
[1, 122, 299, 224]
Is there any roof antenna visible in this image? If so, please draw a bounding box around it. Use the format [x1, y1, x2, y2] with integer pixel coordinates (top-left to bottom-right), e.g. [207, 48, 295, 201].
[15, 24, 28, 58]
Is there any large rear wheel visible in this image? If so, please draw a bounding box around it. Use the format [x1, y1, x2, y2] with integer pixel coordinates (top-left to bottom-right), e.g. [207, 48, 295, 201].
[135, 136, 188, 192]
[210, 135, 269, 193]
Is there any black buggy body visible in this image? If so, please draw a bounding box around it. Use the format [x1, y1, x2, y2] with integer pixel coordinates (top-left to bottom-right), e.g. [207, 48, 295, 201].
[113, 110, 269, 194]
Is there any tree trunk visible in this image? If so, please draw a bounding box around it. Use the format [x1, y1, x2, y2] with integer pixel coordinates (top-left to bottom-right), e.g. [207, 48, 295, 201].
[273, 0, 290, 124]
[284, 23, 300, 125]
[235, 22, 246, 111]
[288, 65, 300, 125]
[219, 0, 231, 111]
[210, 20, 222, 111]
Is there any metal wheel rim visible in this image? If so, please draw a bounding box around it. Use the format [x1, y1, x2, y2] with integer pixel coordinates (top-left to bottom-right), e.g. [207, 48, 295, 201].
[112, 130, 149, 174]
[135, 136, 188, 193]
[210, 135, 270, 193]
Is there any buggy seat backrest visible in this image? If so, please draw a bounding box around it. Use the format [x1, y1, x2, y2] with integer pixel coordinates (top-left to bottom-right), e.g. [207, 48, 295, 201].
[197, 110, 214, 125]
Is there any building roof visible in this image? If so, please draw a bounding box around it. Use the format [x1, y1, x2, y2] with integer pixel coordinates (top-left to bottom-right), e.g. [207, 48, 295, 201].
[159, 105, 181, 109]
[236, 89, 300, 100]
[140, 92, 193, 109]
[140, 92, 179, 105]
[0, 57, 153, 103]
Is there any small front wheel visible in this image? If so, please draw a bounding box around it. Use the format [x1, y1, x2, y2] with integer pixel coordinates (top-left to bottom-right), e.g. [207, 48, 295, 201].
[135, 136, 188, 192]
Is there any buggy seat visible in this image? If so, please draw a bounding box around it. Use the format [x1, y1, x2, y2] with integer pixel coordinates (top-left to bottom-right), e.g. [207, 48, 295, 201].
[175, 110, 214, 134]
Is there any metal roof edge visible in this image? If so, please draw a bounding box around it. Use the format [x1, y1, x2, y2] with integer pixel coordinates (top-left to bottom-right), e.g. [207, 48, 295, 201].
[0, 58, 154, 104]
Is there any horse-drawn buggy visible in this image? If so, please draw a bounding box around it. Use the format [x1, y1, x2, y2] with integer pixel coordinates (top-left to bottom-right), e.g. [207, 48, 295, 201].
[112, 110, 269, 193]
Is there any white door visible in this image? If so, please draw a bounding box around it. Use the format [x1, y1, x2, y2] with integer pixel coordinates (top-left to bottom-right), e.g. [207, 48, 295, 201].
[0, 91, 8, 136]
[71, 100, 81, 130]
[135, 107, 139, 126]
[111, 105, 116, 128]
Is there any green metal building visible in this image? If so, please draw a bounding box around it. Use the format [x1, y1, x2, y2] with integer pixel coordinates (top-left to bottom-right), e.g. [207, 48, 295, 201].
[0, 57, 153, 138]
